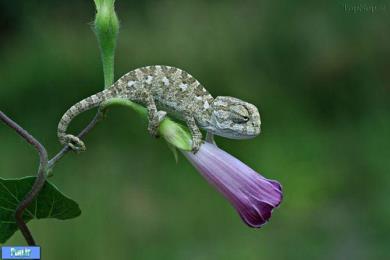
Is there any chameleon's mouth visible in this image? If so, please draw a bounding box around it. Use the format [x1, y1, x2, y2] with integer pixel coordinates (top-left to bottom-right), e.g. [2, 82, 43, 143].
[213, 126, 260, 139]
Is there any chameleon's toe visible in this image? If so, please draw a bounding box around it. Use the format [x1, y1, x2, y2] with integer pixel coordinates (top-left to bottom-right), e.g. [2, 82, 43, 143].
[64, 134, 86, 151]
[148, 111, 167, 138]
[191, 139, 202, 154]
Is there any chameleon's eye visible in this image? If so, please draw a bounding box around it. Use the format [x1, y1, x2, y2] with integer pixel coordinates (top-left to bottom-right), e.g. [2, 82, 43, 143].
[232, 115, 249, 124]
[230, 105, 250, 124]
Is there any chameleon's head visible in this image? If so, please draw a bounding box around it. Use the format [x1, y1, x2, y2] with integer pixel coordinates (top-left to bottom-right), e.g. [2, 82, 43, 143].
[208, 96, 261, 139]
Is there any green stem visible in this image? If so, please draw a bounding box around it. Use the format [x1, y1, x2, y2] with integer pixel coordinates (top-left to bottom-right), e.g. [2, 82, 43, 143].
[101, 99, 192, 151]
[102, 98, 147, 117]
[93, 0, 119, 88]
[101, 47, 115, 87]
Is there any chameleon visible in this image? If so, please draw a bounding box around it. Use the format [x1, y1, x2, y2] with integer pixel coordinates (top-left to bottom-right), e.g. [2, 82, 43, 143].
[57, 65, 261, 152]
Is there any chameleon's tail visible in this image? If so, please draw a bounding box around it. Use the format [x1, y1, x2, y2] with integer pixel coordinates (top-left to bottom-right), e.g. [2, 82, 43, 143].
[57, 88, 114, 145]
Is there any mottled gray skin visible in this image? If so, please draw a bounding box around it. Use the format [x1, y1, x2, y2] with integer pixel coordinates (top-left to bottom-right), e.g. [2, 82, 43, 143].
[58, 65, 261, 152]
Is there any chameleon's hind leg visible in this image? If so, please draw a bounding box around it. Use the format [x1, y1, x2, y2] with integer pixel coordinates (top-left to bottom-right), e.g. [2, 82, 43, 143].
[62, 134, 86, 151]
[142, 90, 167, 137]
[184, 113, 202, 153]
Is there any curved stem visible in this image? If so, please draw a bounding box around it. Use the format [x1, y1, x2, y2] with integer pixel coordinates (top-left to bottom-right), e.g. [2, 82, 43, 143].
[1, 109, 104, 245]
[0, 111, 48, 245]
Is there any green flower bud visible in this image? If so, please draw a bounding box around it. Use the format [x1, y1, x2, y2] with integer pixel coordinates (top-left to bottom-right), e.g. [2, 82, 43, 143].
[159, 119, 192, 152]
[93, 0, 119, 87]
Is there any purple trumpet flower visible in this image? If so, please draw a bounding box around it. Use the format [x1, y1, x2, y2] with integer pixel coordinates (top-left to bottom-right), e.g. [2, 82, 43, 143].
[183, 142, 282, 228]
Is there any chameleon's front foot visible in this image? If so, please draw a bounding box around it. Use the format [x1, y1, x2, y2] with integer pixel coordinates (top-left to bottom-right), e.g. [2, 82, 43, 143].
[148, 111, 167, 137]
[191, 137, 202, 153]
[63, 134, 86, 152]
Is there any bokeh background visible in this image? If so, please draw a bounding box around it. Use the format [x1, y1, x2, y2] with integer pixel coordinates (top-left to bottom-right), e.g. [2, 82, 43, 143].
[1, 0, 389, 259]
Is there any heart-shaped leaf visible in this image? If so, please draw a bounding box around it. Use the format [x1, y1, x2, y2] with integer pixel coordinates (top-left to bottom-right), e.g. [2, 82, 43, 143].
[0, 176, 81, 243]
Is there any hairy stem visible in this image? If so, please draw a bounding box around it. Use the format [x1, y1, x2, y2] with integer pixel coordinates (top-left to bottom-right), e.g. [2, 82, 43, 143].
[1, 109, 103, 245]
[0, 111, 48, 245]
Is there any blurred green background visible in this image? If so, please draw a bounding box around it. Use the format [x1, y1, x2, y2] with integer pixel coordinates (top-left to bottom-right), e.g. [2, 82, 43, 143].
[1, 0, 389, 259]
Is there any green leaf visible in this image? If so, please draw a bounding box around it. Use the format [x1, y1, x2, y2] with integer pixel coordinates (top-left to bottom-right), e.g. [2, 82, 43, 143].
[0, 177, 81, 243]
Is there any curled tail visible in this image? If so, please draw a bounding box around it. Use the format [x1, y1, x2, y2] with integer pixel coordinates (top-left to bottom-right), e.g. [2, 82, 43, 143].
[57, 88, 114, 146]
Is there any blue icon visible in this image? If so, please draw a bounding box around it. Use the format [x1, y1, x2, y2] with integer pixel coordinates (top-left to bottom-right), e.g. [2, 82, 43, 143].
[1, 246, 40, 259]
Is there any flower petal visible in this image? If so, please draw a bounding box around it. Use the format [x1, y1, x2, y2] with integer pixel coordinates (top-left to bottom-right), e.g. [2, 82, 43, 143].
[184, 142, 282, 228]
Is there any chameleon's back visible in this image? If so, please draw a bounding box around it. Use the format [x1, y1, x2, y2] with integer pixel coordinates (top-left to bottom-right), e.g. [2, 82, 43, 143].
[119, 65, 214, 120]
[58, 65, 215, 150]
